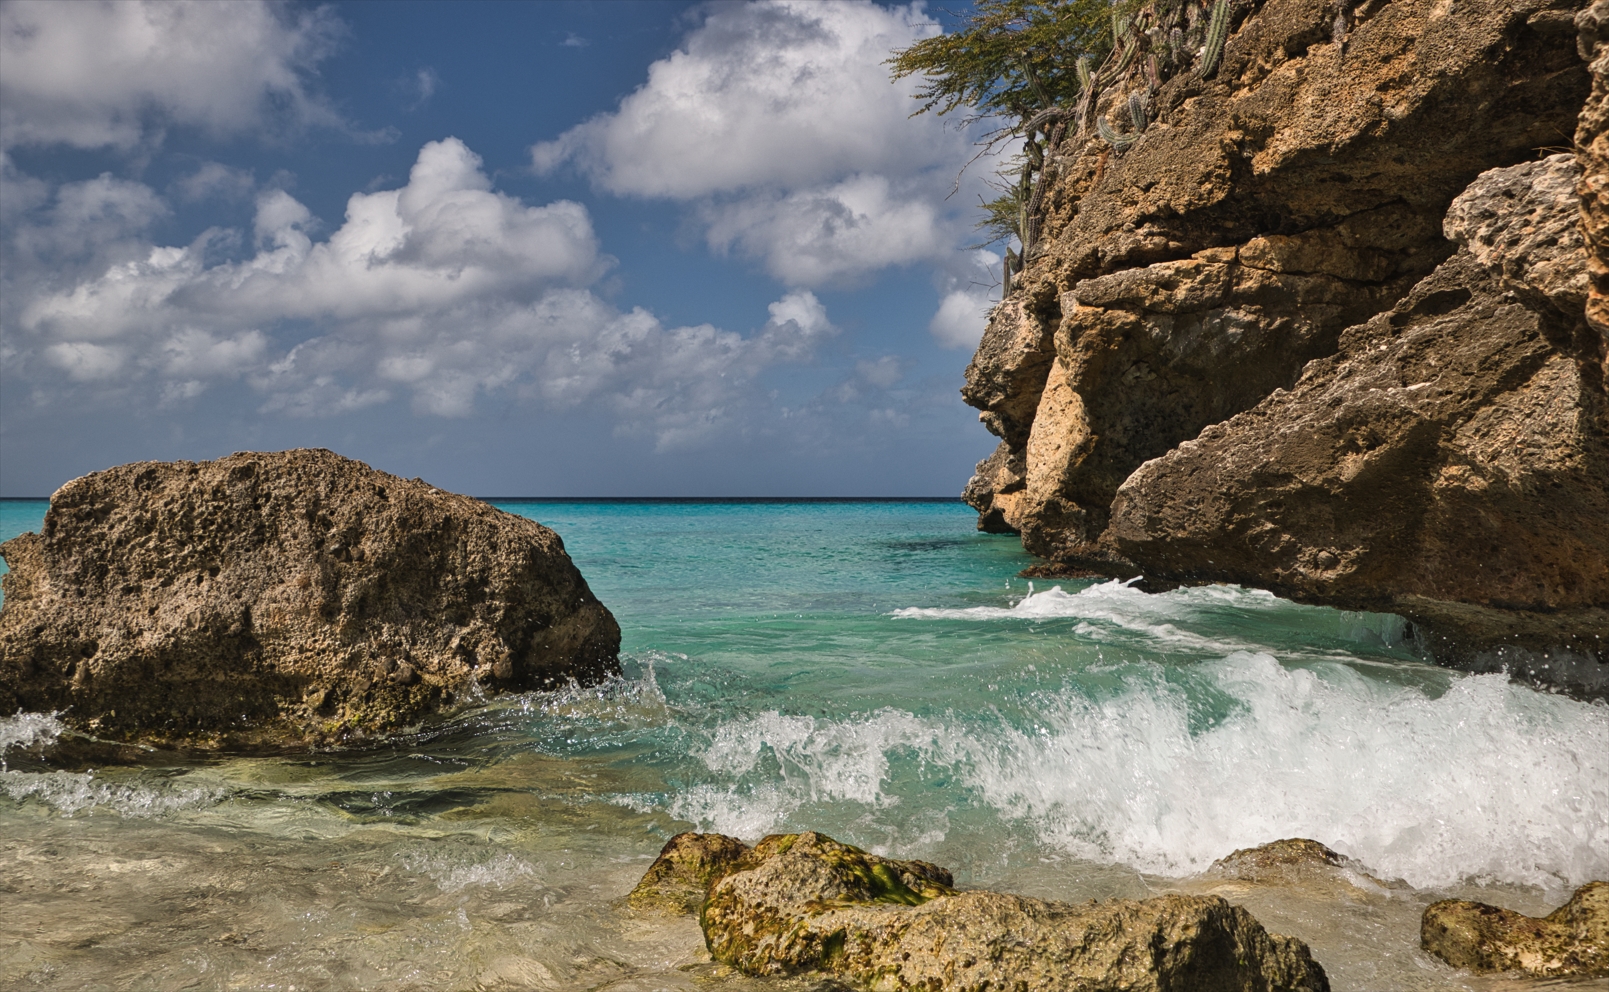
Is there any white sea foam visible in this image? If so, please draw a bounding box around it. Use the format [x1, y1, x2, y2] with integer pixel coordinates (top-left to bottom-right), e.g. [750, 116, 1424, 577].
[398, 849, 540, 892]
[0, 710, 65, 761]
[662, 653, 1609, 893]
[0, 768, 229, 817]
[891, 580, 1283, 654]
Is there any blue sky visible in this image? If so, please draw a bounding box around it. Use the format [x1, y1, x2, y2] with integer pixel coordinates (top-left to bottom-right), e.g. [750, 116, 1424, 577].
[0, 0, 1005, 496]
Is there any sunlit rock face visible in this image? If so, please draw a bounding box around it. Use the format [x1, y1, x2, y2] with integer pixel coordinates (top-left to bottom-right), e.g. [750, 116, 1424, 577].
[1421, 881, 1609, 978]
[664, 830, 1332, 992]
[961, 0, 1606, 690]
[0, 449, 621, 749]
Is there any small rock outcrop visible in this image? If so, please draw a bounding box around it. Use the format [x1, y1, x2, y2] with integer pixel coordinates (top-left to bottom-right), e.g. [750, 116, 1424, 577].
[0, 449, 621, 748]
[1421, 881, 1609, 977]
[627, 832, 753, 914]
[646, 830, 1328, 992]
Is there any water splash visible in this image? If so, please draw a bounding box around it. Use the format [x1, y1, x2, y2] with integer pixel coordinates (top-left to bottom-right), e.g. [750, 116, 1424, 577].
[640, 652, 1609, 893]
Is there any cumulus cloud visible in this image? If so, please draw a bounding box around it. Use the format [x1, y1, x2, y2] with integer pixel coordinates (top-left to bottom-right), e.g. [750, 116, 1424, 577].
[532, 0, 984, 290]
[533, 0, 948, 198]
[0, 0, 343, 150]
[7, 137, 844, 448]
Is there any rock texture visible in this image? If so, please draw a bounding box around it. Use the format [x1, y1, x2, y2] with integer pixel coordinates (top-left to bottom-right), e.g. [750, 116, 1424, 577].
[0, 449, 621, 748]
[1421, 881, 1609, 977]
[692, 830, 1329, 992]
[627, 832, 753, 915]
[960, 0, 1607, 689]
[1580, 0, 1609, 348]
[1107, 155, 1609, 691]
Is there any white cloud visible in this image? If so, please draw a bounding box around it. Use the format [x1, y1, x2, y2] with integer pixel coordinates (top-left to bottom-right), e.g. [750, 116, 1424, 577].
[928, 248, 1000, 348]
[7, 138, 842, 448]
[0, 0, 343, 150]
[173, 162, 256, 203]
[22, 138, 603, 339]
[44, 340, 123, 380]
[531, 0, 983, 289]
[930, 289, 993, 349]
[703, 173, 949, 286]
[533, 0, 948, 198]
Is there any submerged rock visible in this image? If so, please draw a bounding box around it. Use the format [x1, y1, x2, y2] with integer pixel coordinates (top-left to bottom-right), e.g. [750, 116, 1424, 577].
[1421, 881, 1609, 977]
[0, 449, 621, 749]
[627, 832, 752, 914]
[684, 830, 1328, 992]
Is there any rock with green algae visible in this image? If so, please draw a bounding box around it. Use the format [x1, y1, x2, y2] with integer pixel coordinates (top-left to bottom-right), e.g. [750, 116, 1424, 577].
[627, 832, 753, 914]
[1422, 881, 1609, 978]
[697, 830, 1329, 992]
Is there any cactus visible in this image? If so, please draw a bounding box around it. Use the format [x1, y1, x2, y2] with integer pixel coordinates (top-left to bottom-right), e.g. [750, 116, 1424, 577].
[1097, 116, 1139, 151]
[1129, 92, 1150, 133]
[1199, 0, 1229, 78]
[1076, 55, 1092, 93]
[1146, 53, 1162, 91]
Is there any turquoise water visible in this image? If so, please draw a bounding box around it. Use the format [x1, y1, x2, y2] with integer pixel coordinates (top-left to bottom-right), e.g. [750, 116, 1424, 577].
[3, 499, 1607, 991]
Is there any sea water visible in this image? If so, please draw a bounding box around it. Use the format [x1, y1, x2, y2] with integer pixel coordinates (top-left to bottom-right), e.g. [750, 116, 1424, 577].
[1, 499, 1605, 991]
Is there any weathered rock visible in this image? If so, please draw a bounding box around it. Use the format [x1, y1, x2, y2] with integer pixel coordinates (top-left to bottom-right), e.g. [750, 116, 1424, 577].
[1212, 839, 1348, 881]
[1579, 1, 1609, 351]
[0, 449, 621, 748]
[699, 830, 1329, 992]
[1105, 156, 1609, 692]
[1421, 881, 1609, 977]
[627, 832, 752, 914]
[963, 0, 1590, 553]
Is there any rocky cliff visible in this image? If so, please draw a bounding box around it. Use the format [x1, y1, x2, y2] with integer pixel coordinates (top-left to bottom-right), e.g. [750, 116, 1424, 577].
[0, 450, 621, 748]
[963, 0, 1607, 691]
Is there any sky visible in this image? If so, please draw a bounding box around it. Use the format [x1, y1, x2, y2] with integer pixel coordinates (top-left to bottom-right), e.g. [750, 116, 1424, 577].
[0, 0, 1008, 497]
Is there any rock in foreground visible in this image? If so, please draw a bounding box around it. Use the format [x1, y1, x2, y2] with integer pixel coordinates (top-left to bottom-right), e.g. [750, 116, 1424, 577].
[0, 449, 621, 748]
[667, 830, 1328, 992]
[1422, 882, 1609, 978]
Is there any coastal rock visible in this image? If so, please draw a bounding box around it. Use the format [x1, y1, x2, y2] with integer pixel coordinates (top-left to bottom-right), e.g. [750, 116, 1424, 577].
[1579, 0, 1609, 349]
[698, 830, 1329, 992]
[1105, 156, 1609, 691]
[1421, 881, 1609, 977]
[0, 449, 621, 748]
[959, 0, 1608, 688]
[963, 0, 1589, 557]
[627, 832, 752, 914]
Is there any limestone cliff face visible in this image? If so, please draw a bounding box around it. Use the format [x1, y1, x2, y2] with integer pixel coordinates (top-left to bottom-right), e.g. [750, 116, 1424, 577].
[962, 0, 1606, 688]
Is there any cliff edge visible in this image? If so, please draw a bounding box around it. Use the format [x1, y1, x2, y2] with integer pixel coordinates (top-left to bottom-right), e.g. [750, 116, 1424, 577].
[962, 0, 1607, 691]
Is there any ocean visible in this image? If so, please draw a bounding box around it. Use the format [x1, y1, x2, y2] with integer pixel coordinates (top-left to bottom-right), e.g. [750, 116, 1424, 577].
[1, 498, 1605, 991]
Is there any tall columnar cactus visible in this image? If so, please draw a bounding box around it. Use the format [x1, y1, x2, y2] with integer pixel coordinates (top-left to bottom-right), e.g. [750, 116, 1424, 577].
[1199, 0, 1230, 78]
[1076, 55, 1092, 93]
[1129, 92, 1150, 132]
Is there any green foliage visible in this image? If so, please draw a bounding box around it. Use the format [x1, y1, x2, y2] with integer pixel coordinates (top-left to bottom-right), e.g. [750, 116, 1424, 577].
[973, 185, 1025, 247]
[887, 0, 1134, 125]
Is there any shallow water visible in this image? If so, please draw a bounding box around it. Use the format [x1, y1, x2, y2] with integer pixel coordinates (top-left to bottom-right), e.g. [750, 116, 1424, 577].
[2, 499, 1606, 991]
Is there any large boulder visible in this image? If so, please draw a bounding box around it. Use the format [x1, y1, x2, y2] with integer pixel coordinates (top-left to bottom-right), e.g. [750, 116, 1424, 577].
[695, 831, 1329, 992]
[1421, 881, 1609, 977]
[0, 449, 621, 748]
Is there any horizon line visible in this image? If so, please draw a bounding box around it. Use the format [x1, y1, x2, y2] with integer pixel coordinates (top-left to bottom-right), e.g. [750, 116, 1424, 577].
[0, 495, 965, 503]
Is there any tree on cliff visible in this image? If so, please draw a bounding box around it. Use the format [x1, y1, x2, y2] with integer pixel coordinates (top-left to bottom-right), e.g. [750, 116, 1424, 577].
[889, 0, 1229, 264]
